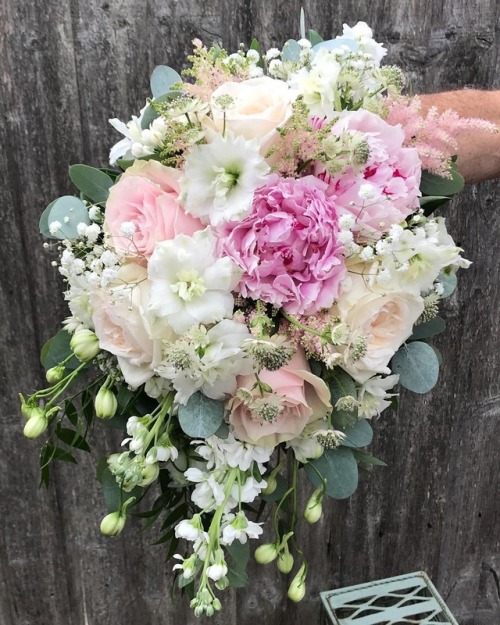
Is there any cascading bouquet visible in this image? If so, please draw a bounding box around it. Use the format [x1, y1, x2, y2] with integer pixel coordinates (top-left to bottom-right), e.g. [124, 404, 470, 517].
[20, 20, 495, 617]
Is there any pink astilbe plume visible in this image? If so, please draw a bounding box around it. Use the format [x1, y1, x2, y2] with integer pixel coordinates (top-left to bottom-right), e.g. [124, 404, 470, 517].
[386, 95, 497, 177]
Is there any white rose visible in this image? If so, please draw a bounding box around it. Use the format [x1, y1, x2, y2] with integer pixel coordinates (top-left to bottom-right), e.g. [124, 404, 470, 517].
[205, 76, 295, 152]
[90, 263, 165, 388]
[331, 269, 424, 383]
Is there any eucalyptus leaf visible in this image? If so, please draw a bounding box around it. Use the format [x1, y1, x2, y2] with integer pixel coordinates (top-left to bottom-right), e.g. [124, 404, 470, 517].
[178, 392, 225, 438]
[438, 271, 457, 297]
[341, 419, 373, 448]
[391, 341, 440, 394]
[150, 65, 182, 98]
[420, 164, 464, 198]
[410, 316, 446, 340]
[39, 199, 58, 238]
[282, 39, 301, 62]
[328, 368, 358, 428]
[69, 164, 114, 203]
[140, 91, 183, 129]
[40, 330, 80, 371]
[352, 449, 387, 467]
[46, 195, 90, 240]
[305, 447, 358, 499]
[214, 421, 230, 439]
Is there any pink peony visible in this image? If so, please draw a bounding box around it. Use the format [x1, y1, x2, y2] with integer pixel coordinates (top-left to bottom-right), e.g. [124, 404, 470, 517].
[218, 175, 346, 315]
[105, 160, 202, 258]
[315, 110, 422, 235]
[227, 349, 331, 447]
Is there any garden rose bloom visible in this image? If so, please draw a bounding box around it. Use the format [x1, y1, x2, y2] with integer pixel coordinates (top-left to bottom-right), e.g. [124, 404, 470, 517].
[90, 263, 167, 388]
[331, 268, 424, 383]
[206, 77, 295, 152]
[105, 160, 202, 258]
[315, 110, 421, 235]
[228, 349, 331, 447]
[218, 175, 346, 315]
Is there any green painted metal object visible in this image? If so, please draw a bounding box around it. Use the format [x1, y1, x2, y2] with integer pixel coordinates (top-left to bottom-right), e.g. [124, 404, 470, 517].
[320, 571, 459, 625]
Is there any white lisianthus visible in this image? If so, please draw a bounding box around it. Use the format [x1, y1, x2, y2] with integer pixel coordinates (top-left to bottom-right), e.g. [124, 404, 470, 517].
[357, 374, 399, 418]
[330, 268, 424, 383]
[375, 218, 470, 295]
[180, 133, 270, 225]
[147, 228, 241, 335]
[156, 319, 254, 404]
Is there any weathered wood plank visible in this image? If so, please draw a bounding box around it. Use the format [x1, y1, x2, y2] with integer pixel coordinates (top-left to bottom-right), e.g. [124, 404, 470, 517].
[0, 1, 498, 624]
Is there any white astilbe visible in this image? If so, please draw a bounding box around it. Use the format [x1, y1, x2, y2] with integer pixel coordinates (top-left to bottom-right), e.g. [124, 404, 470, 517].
[180, 132, 270, 225]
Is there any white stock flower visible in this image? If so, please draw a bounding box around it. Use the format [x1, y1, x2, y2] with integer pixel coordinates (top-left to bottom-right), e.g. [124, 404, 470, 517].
[180, 133, 270, 226]
[221, 511, 263, 545]
[342, 21, 387, 65]
[294, 48, 342, 118]
[175, 516, 205, 542]
[357, 374, 399, 418]
[147, 229, 241, 335]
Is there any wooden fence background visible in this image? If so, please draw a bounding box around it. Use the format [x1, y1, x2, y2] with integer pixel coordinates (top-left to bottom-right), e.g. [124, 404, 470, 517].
[1, 1, 499, 624]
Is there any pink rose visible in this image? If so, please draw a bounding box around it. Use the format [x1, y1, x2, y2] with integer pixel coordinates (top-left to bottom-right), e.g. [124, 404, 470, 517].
[227, 349, 331, 447]
[90, 263, 167, 388]
[105, 160, 202, 258]
[314, 110, 422, 235]
[218, 175, 346, 315]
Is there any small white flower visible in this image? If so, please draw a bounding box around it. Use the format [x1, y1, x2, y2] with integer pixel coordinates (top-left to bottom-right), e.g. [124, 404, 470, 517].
[221, 511, 263, 545]
[206, 563, 228, 581]
[339, 214, 355, 230]
[297, 38, 312, 48]
[246, 49, 260, 62]
[49, 220, 62, 236]
[357, 374, 399, 418]
[265, 48, 281, 60]
[175, 516, 204, 542]
[358, 183, 376, 200]
[77, 222, 88, 237]
[359, 246, 375, 261]
[120, 221, 136, 237]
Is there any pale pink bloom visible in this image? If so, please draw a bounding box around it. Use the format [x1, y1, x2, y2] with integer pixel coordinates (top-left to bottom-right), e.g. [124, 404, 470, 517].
[227, 349, 331, 447]
[218, 175, 346, 315]
[104, 160, 202, 258]
[315, 110, 422, 236]
[90, 263, 166, 388]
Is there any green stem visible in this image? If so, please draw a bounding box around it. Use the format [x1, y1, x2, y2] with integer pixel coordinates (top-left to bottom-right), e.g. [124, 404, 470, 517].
[280, 310, 324, 338]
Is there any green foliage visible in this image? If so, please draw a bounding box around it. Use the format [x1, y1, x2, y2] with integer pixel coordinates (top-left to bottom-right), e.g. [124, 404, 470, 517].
[419, 163, 464, 215]
[69, 164, 114, 204]
[140, 91, 183, 130]
[328, 368, 358, 429]
[261, 472, 288, 502]
[39, 443, 77, 487]
[39, 195, 90, 240]
[226, 541, 250, 588]
[150, 65, 182, 98]
[282, 39, 301, 62]
[178, 392, 225, 438]
[438, 271, 458, 297]
[40, 330, 80, 371]
[352, 449, 387, 467]
[391, 341, 440, 394]
[305, 447, 358, 499]
[341, 419, 373, 448]
[410, 316, 446, 340]
[309, 29, 324, 46]
[54, 424, 90, 452]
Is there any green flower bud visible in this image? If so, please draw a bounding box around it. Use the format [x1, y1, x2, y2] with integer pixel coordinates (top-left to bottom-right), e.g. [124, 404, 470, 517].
[304, 487, 324, 524]
[212, 598, 222, 611]
[287, 563, 307, 602]
[215, 576, 229, 591]
[70, 329, 100, 362]
[262, 474, 277, 495]
[140, 462, 159, 487]
[100, 511, 126, 536]
[23, 413, 48, 439]
[277, 547, 294, 574]
[95, 386, 118, 419]
[46, 365, 65, 385]
[254, 543, 278, 564]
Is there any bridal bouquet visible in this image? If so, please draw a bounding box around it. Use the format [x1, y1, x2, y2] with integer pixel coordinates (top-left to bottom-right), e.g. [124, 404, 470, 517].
[20, 21, 494, 616]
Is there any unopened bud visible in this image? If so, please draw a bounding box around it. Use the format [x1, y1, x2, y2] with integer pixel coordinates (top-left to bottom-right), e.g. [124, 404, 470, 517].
[95, 386, 118, 419]
[287, 563, 307, 602]
[254, 543, 278, 564]
[215, 576, 230, 591]
[262, 474, 277, 495]
[140, 462, 159, 487]
[304, 487, 324, 524]
[277, 548, 294, 574]
[23, 413, 48, 439]
[46, 365, 65, 385]
[100, 511, 126, 536]
[70, 329, 100, 362]
[212, 598, 222, 611]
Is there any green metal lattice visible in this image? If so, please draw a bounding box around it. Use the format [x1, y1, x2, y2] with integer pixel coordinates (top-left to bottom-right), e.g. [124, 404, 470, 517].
[320, 571, 459, 625]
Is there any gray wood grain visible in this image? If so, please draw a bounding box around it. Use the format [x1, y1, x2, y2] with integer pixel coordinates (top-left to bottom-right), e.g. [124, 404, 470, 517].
[0, 1, 498, 623]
